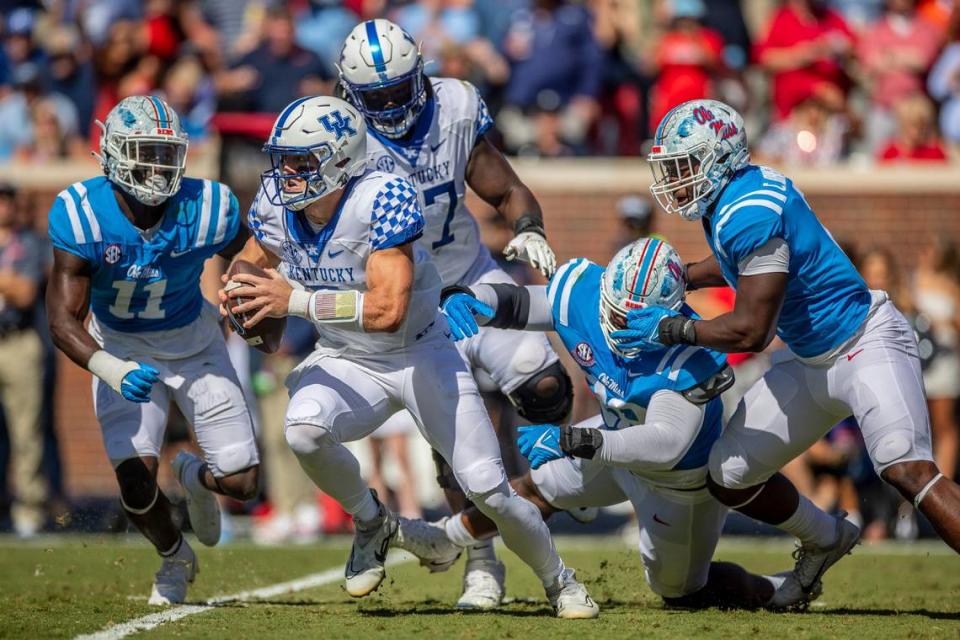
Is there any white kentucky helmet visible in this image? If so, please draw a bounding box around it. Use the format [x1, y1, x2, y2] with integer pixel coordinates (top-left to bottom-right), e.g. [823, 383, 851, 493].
[600, 237, 687, 358]
[261, 96, 367, 211]
[95, 95, 188, 206]
[648, 99, 749, 221]
[338, 19, 425, 139]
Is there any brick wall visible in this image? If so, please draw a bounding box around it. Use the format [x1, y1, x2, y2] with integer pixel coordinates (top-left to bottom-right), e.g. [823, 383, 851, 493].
[23, 161, 960, 497]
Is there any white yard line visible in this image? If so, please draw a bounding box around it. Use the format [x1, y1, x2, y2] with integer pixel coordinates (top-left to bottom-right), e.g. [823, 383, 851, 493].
[74, 554, 414, 640]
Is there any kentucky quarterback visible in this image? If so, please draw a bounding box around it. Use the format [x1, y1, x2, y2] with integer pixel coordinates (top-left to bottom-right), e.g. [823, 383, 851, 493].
[618, 99, 960, 593]
[46, 96, 260, 605]
[222, 95, 597, 619]
[337, 18, 574, 608]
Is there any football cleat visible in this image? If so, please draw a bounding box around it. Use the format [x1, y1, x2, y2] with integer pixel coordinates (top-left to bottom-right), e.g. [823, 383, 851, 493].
[172, 451, 221, 547]
[455, 559, 505, 610]
[148, 538, 197, 606]
[764, 571, 809, 611]
[545, 568, 599, 619]
[791, 511, 861, 597]
[344, 493, 398, 598]
[395, 516, 462, 573]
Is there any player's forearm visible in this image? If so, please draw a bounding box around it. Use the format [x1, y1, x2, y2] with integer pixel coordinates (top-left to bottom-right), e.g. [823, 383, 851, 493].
[48, 308, 99, 368]
[685, 255, 726, 290]
[362, 286, 411, 332]
[690, 311, 777, 353]
[230, 235, 278, 270]
[469, 283, 554, 331]
[500, 185, 547, 237]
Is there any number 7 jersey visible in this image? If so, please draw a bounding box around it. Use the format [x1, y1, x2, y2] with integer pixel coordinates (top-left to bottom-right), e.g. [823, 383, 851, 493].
[364, 77, 494, 286]
[48, 176, 240, 333]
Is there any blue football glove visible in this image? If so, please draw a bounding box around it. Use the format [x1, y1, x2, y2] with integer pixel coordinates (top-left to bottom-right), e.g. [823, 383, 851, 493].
[441, 292, 494, 341]
[517, 424, 565, 470]
[609, 307, 680, 355]
[120, 363, 160, 403]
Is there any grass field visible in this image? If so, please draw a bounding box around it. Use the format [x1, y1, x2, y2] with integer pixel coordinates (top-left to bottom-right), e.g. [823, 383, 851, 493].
[2, 535, 958, 640]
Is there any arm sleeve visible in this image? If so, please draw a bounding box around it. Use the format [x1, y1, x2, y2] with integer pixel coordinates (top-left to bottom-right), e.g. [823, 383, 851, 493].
[369, 178, 425, 250]
[211, 188, 241, 253]
[714, 202, 784, 270]
[595, 389, 704, 471]
[47, 193, 96, 263]
[466, 81, 494, 143]
[737, 237, 790, 276]
[470, 283, 554, 331]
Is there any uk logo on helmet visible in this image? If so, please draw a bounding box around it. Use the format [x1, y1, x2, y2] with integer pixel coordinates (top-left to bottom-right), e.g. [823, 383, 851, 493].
[318, 110, 358, 140]
[573, 342, 595, 367]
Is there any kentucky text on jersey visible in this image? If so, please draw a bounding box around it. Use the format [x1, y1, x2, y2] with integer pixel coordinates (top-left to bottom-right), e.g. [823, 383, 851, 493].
[703, 165, 871, 358]
[546, 258, 727, 470]
[48, 176, 239, 333]
[285, 265, 356, 284]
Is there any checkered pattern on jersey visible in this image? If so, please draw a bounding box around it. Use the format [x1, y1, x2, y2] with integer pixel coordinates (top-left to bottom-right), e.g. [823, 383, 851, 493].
[248, 200, 266, 241]
[369, 178, 424, 250]
[475, 86, 494, 137]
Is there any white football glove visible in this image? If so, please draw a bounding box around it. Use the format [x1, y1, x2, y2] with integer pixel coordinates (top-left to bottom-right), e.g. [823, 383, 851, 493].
[504, 231, 557, 279]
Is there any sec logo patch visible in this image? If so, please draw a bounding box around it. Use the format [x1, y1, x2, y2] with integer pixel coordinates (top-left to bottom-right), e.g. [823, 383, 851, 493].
[104, 243, 122, 265]
[376, 155, 396, 172]
[572, 342, 595, 367]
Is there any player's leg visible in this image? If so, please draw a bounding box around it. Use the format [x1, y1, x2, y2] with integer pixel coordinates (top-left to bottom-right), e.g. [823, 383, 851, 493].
[706, 353, 860, 597]
[94, 376, 196, 605]
[404, 344, 597, 618]
[170, 340, 261, 546]
[454, 319, 573, 606]
[833, 303, 960, 552]
[282, 354, 397, 597]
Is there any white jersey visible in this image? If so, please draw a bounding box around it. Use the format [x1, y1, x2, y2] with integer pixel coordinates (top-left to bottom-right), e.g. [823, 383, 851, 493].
[248, 169, 443, 355]
[364, 77, 495, 286]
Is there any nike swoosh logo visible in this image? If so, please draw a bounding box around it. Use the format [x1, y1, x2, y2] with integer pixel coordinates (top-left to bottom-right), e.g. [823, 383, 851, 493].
[169, 248, 191, 258]
[430, 140, 444, 153]
[534, 432, 562, 456]
[652, 513, 670, 526]
[328, 248, 345, 258]
[846, 349, 864, 361]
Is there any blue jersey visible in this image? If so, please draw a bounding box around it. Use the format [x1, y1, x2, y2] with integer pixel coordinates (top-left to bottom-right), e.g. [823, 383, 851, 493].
[546, 258, 727, 470]
[48, 176, 240, 333]
[703, 165, 871, 358]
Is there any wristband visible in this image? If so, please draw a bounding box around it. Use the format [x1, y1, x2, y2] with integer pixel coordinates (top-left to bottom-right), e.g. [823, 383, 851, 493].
[559, 425, 604, 459]
[658, 316, 697, 346]
[513, 213, 546, 238]
[88, 350, 139, 395]
[288, 288, 312, 319]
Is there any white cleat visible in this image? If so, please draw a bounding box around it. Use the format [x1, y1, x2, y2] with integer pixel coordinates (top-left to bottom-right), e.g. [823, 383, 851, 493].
[395, 517, 462, 573]
[173, 451, 221, 547]
[567, 506, 600, 525]
[791, 511, 861, 599]
[148, 538, 197, 606]
[545, 568, 599, 619]
[344, 495, 397, 598]
[455, 559, 505, 610]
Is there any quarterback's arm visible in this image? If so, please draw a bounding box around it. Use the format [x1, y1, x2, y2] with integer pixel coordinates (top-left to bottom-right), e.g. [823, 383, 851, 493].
[684, 254, 726, 290]
[47, 248, 99, 368]
[362, 242, 415, 332]
[561, 390, 704, 471]
[227, 234, 281, 270]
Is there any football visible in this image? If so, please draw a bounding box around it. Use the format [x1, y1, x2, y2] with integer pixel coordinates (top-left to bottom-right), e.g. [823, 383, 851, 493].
[225, 260, 286, 354]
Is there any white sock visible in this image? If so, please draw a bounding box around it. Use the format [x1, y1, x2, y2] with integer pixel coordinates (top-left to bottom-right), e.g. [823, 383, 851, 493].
[353, 491, 381, 524]
[444, 513, 478, 547]
[466, 538, 497, 563]
[779, 495, 838, 548]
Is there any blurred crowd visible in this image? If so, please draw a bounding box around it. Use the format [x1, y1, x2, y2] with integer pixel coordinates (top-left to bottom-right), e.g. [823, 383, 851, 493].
[1, 0, 959, 161]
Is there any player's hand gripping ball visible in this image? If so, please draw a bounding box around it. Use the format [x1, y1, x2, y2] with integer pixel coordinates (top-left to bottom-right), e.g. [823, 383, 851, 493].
[221, 260, 287, 353]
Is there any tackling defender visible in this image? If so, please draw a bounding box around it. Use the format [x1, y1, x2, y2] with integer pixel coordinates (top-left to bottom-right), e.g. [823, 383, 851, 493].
[46, 96, 260, 605]
[436, 239, 804, 609]
[337, 19, 573, 608]
[617, 99, 960, 590]
[222, 95, 598, 618]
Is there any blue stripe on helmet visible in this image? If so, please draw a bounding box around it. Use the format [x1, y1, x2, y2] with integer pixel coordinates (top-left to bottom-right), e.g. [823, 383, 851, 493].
[654, 104, 684, 145]
[273, 97, 311, 140]
[634, 238, 662, 297]
[365, 21, 387, 76]
[149, 96, 169, 127]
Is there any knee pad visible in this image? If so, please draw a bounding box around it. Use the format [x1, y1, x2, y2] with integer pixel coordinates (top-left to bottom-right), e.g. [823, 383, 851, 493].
[509, 361, 573, 423]
[457, 458, 509, 502]
[432, 449, 461, 491]
[284, 422, 336, 458]
[115, 458, 159, 513]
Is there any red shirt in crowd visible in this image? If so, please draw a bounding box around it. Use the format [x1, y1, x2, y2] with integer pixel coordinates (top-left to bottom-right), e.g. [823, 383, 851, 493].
[754, 5, 856, 119]
[650, 27, 724, 131]
[877, 141, 948, 162]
